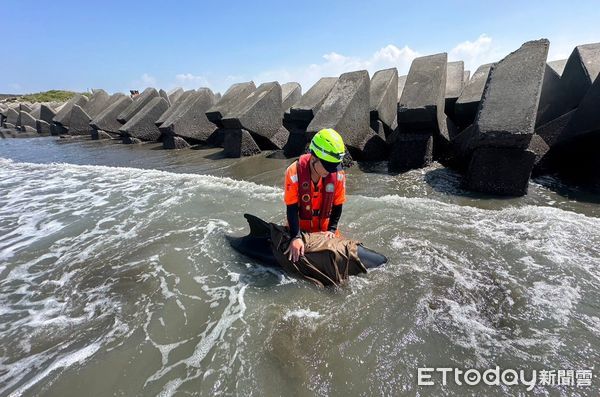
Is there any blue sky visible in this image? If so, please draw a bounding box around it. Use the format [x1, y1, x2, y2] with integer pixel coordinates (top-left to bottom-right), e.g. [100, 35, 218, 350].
[3, 0, 599, 95]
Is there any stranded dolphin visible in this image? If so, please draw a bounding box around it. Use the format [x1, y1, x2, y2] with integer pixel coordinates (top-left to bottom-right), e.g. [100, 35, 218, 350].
[227, 213, 387, 269]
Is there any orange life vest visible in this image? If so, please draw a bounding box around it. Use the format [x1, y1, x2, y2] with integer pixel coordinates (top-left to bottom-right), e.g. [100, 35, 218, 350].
[296, 154, 337, 232]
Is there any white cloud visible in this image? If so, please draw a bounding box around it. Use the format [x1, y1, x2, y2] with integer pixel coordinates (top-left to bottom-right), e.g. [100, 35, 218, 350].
[131, 73, 157, 90]
[250, 44, 421, 93]
[449, 34, 499, 73]
[174, 73, 212, 90]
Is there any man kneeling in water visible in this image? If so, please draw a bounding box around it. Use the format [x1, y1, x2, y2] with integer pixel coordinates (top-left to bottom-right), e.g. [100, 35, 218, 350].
[283, 128, 346, 263]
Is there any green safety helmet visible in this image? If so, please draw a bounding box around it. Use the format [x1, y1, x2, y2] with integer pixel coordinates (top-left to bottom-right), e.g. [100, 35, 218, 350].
[309, 128, 345, 172]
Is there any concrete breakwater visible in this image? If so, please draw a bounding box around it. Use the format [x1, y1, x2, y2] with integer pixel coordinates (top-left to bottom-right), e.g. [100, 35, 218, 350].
[1, 39, 599, 196]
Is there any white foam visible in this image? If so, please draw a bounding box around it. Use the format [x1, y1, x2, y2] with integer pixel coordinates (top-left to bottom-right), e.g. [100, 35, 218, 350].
[7, 342, 101, 397]
[283, 309, 323, 321]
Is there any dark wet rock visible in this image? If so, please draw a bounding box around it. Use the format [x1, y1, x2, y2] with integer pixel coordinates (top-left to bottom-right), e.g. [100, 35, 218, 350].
[370, 68, 398, 133]
[117, 88, 158, 124]
[206, 82, 256, 128]
[223, 128, 261, 157]
[155, 89, 195, 127]
[120, 97, 169, 142]
[221, 82, 286, 149]
[90, 95, 132, 134]
[388, 132, 433, 172]
[281, 82, 302, 112]
[466, 147, 536, 196]
[454, 63, 494, 129]
[287, 77, 337, 125]
[160, 88, 217, 144]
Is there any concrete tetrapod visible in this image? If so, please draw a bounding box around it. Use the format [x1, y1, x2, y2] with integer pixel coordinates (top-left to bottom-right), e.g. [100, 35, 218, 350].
[308, 70, 386, 160]
[83, 89, 112, 119]
[206, 82, 255, 128]
[90, 95, 132, 138]
[117, 88, 158, 124]
[540, 43, 600, 125]
[120, 97, 169, 142]
[281, 82, 302, 112]
[465, 39, 549, 196]
[445, 61, 465, 121]
[390, 53, 447, 171]
[67, 105, 94, 136]
[454, 63, 494, 129]
[160, 89, 217, 148]
[155, 90, 195, 127]
[370, 67, 398, 137]
[286, 77, 337, 126]
[221, 82, 288, 150]
[223, 129, 261, 157]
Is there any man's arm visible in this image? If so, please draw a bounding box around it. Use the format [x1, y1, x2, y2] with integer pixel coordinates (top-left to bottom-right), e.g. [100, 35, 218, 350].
[327, 204, 343, 232]
[286, 204, 302, 239]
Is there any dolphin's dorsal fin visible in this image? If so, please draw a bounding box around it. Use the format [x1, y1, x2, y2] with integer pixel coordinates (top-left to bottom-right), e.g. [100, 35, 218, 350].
[244, 213, 271, 238]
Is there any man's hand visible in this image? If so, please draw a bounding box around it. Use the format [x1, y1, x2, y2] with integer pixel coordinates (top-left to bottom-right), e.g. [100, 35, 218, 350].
[321, 231, 335, 239]
[285, 237, 305, 263]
